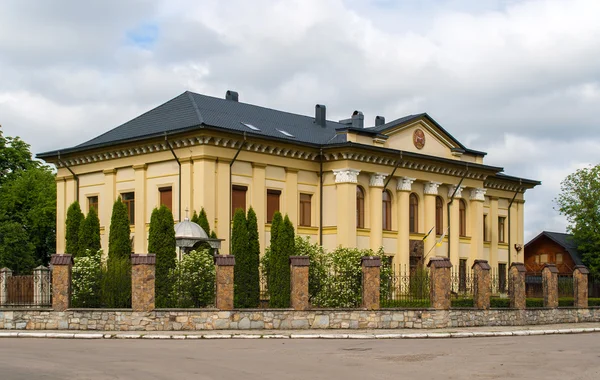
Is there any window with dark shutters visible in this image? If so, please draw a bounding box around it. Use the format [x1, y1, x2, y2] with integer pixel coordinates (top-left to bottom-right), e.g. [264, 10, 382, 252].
[409, 193, 418, 233]
[232, 185, 247, 217]
[299, 193, 312, 226]
[266, 189, 281, 223]
[382, 190, 392, 231]
[435, 196, 443, 235]
[121, 192, 135, 225]
[159, 187, 172, 211]
[356, 186, 365, 228]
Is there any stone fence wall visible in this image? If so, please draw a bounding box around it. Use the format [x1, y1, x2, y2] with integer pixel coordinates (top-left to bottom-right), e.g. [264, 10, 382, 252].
[1, 307, 599, 331]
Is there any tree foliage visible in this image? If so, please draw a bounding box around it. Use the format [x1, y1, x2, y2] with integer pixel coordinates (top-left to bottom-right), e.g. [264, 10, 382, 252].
[149, 205, 176, 307]
[0, 128, 37, 187]
[556, 164, 600, 274]
[78, 206, 100, 257]
[66, 201, 84, 256]
[168, 249, 215, 308]
[108, 198, 132, 264]
[268, 214, 295, 308]
[232, 207, 260, 308]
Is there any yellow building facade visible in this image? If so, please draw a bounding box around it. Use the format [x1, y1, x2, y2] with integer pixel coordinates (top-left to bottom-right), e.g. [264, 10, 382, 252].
[39, 90, 539, 272]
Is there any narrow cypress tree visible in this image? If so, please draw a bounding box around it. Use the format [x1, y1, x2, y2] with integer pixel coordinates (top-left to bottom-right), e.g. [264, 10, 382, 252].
[232, 208, 249, 307]
[270, 212, 282, 248]
[245, 207, 261, 307]
[191, 210, 199, 224]
[197, 207, 211, 236]
[108, 198, 132, 263]
[65, 201, 84, 255]
[148, 205, 176, 307]
[269, 214, 295, 307]
[266, 211, 283, 301]
[77, 207, 100, 257]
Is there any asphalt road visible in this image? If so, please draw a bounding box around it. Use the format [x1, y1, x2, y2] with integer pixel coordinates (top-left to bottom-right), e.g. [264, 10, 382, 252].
[1, 334, 599, 380]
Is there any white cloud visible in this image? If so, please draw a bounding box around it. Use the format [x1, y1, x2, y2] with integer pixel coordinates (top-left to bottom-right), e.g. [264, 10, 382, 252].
[1, 0, 600, 240]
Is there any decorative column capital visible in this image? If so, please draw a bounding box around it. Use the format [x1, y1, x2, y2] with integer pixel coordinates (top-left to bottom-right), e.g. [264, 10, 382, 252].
[448, 185, 464, 198]
[369, 173, 387, 187]
[470, 188, 486, 201]
[396, 177, 416, 192]
[333, 168, 360, 184]
[424, 181, 442, 195]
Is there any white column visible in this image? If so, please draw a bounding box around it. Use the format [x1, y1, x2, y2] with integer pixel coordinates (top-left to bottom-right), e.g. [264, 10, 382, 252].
[423, 181, 441, 257]
[396, 177, 415, 267]
[369, 173, 387, 251]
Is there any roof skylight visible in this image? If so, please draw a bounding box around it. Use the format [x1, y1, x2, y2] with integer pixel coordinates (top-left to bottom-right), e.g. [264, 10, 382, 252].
[241, 122, 260, 131]
[276, 128, 295, 138]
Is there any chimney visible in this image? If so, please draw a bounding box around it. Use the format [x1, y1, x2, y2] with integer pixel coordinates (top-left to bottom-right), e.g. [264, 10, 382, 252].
[225, 90, 239, 102]
[315, 104, 326, 127]
[375, 116, 385, 127]
[351, 110, 364, 129]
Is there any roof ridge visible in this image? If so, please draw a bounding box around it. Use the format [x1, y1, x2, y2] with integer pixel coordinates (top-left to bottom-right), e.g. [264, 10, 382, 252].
[186, 91, 204, 124]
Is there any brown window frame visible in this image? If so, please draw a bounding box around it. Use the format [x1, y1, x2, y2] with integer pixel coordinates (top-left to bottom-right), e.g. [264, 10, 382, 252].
[435, 196, 443, 235]
[88, 195, 99, 213]
[382, 190, 392, 231]
[159, 187, 173, 212]
[299, 193, 312, 227]
[356, 186, 365, 229]
[266, 189, 281, 223]
[232, 185, 247, 218]
[498, 217, 506, 243]
[409, 193, 418, 234]
[459, 199, 466, 237]
[121, 192, 135, 225]
[483, 214, 489, 242]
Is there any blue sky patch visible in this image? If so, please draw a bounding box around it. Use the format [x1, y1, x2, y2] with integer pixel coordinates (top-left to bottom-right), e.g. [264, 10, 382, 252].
[126, 22, 159, 49]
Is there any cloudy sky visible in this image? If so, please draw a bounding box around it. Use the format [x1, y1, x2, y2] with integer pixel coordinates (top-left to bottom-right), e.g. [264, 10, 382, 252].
[1, 0, 599, 240]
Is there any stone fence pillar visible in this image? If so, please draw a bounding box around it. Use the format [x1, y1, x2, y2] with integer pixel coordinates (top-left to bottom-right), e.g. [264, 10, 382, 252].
[290, 256, 310, 311]
[0, 268, 12, 306]
[215, 255, 235, 310]
[361, 256, 381, 310]
[50, 254, 73, 312]
[573, 265, 589, 308]
[33, 266, 51, 307]
[472, 260, 491, 310]
[509, 262, 526, 309]
[131, 254, 156, 312]
[427, 257, 452, 310]
[542, 263, 558, 308]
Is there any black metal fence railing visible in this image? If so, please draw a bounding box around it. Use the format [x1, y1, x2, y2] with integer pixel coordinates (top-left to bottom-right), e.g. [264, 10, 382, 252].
[489, 267, 508, 296]
[526, 273, 543, 298]
[71, 259, 131, 308]
[450, 267, 474, 299]
[558, 274, 574, 298]
[259, 271, 269, 308]
[0, 269, 51, 308]
[589, 274, 600, 298]
[380, 265, 430, 308]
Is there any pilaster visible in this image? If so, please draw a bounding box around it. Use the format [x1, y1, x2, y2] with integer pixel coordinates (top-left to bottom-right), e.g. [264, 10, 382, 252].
[180, 157, 193, 222]
[252, 163, 267, 255]
[216, 159, 231, 254]
[56, 178, 66, 254]
[396, 177, 414, 268]
[193, 157, 217, 232]
[333, 169, 360, 248]
[133, 164, 147, 254]
[448, 186, 463, 267]
[369, 173, 386, 251]
[285, 168, 299, 227]
[469, 188, 486, 267]
[423, 181, 441, 256]
[489, 197, 499, 268]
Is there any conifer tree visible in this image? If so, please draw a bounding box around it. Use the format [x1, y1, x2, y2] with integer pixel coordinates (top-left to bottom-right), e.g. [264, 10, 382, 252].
[265, 211, 283, 299]
[232, 208, 250, 307]
[269, 214, 295, 307]
[78, 207, 100, 257]
[108, 198, 132, 264]
[245, 207, 261, 307]
[66, 201, 84, 255]
[197, 207, 211, 236]
[191, 210, 199, 224]
[148, 205, 176, 307]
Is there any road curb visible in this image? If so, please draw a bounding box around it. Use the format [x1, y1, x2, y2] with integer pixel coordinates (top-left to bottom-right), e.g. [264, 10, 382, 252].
[1, 327, 599, 340]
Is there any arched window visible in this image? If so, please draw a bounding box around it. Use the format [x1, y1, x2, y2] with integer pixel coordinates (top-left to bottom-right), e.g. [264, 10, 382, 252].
[409, 193, 418, 233]
[356, 186, 365, 228]
[459, 199, 467, 237]
[382, 190, 392, 231]
[436, 196, 444, 235]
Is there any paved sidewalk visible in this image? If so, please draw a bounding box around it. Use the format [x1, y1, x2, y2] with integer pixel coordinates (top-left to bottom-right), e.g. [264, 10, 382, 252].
[1, 322, 599, 339]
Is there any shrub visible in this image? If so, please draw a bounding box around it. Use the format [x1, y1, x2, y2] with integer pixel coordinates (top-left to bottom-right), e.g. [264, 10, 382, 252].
[66, 201, 84, 256]
[311, 247, 364, 308]
[168, 249, 215, 308]
[72, 249, 102, 307]
[77, 207, 100, 257]
[293, 236, 327, 302]
[451, 298, 474, 308]
[108, 198, 131, 263]
[149, 205, 176, 308]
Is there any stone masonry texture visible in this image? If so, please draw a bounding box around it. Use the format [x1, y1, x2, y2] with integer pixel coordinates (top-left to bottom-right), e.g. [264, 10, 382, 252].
[50, 254, 73, 312]
[290, 256, 310, 311]
[428, 257, 451, 310]
[361, 257, 381, 310]
[1, 308, 599, 331]
[509, 263, 526, 310]
[542, 264, 559, 309]
[131, 254, 156, 312]
[215, 255, 235, 311]
[574, 266, 589, 308]
[473, 260, 491, 310]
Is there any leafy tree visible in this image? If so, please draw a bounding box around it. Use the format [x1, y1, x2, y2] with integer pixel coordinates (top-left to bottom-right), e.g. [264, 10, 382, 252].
[269, 214, 295, 308]
[556, 164, 600, 274]
[232, 208, 250, 307]
[149, 205, 176, 307]
[168, 249, 215, 307]
[66, 201, 84, 256]
[108, 198, 132, 263]
[0, 166, 56, 269]
[0, 222, 36, 273]
[0, 128, 37, 187]
[78, 207, 100, 257]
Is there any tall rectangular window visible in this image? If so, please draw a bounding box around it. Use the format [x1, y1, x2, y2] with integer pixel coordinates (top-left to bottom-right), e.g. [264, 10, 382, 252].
[483, 214, 489, 242]
[232, 185, 247, 217]
[300, 193, 312, 227]
[159, 187, 172, 211]
[498, 263, 507, 293]
[88, 196, 98, 213]
[121, 192, 135, 225]
[498, 217, 506, 243]
[266, 189, 281, 223]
